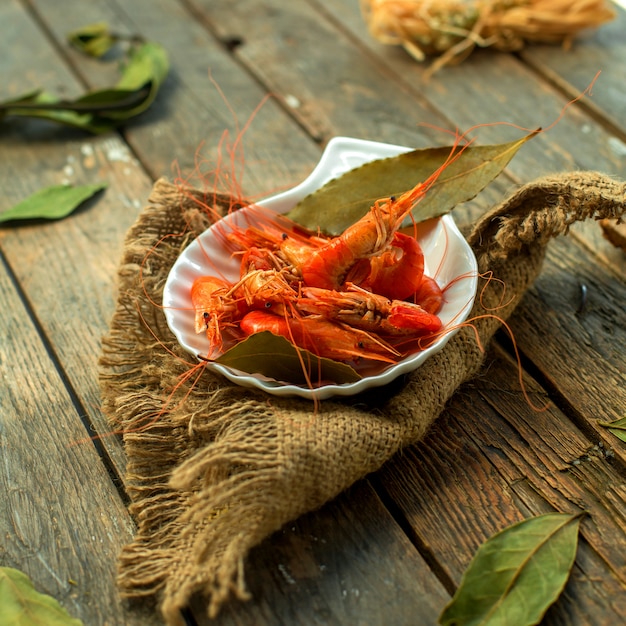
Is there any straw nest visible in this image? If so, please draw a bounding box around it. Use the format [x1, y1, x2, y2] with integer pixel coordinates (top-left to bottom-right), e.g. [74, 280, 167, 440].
[361, 0, 615, 73]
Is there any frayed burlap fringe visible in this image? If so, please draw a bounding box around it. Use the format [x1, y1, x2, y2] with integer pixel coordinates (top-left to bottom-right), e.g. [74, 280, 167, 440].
[99, 172, 624, 625]
[361, 0, 615, 75]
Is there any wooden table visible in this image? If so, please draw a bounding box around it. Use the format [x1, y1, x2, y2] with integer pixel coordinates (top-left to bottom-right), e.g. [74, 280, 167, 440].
[2, 1, 625, 624]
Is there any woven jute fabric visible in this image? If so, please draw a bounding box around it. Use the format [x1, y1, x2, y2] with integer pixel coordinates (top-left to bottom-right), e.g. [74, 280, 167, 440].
[99, 171, 624, 625]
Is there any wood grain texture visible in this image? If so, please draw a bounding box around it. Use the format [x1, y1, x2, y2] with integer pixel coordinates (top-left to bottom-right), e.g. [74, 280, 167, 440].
[510, 237, 626, 446]
[192, 481, 450, 626]
[0, 257, 156, 625]
[2, 0, 624, 624]
[379, 350, 626, 625]
[187, 0, 454, 147]
[29, 0, 321, 193]
[521, 5, 626, 133]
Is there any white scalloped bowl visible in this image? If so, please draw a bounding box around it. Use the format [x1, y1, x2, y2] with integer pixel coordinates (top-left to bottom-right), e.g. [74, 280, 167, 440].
[163, 137, 477, 400]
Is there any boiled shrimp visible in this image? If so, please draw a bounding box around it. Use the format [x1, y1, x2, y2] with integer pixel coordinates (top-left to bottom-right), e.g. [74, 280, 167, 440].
[287, 148, 462, 290]
[190, 147, 465, 368]
[234, 267, 297, 313]
[361, 232, 424, 300]
[413, 275, 444, 314]
[191, 276, 244, 353]
[239, 309, 400, 364]
[296, 284, 442, 336]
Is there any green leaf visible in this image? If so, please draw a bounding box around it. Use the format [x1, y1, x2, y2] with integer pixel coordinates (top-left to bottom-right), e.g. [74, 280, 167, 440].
[0, 183, 107, 224]
[103, 41, 169, 120]
[439, 512, 583, 626]
[0, 90, 43, 111]
[0, 90, 117, 134]
[216, 331, 361, 386]
[67, 22, 116, 57]
[0, 566, 84, 625]
[287, 134, 535, 235]
[0, 32, 169, 133]
[599, 417, 626, 443]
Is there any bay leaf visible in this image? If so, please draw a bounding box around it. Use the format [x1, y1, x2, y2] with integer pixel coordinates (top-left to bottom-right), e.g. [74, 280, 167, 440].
[71, 87, 151, 114]
[0, 566, 83, 625]
[0, 36, 168, 133]
[0, 90, 42, 111]
[0, 183, 107, 224]
[100, 41, 169, 120]
[67, 22, 116, 58]
[0, 90, 116, 134]
[287, 133, 535, 235]
[215, 331, 361, 386]
[599, 416, 626, 443]
[439, 512, 583, 626]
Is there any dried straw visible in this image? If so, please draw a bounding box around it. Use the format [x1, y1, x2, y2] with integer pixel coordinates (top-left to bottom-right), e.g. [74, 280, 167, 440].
[361, 0, 615, 74]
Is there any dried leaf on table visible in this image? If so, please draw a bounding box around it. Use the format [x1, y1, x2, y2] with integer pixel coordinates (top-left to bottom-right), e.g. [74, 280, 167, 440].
[99, 41, 169, 120]
[67, 21, 116, 57]
[288, 133, 535, 235]
[0, 25, 169, 134]
[0, 183, 107, 224]
[0, 91, 123, 134]
[439, 512, 583, 626]
[0, 566, 84, 626]
[599, 416, 626, 443]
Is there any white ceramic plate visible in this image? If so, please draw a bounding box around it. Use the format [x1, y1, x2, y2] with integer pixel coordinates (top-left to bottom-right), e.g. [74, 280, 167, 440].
[163, 137, 477, 399]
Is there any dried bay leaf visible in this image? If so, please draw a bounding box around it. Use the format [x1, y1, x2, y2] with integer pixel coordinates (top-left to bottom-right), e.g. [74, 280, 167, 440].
[101, 41, 169, 120]
[439, 512, 583, 626]
[0, 183, 107, 224]
[0, 566, 84, 625]
[599, 416, 626, 443]
[0, 90, 115, 134]
[0, 27, 169, 134]
[67, 22, 116, 58]
[287, 133, 535, 235]
[215, 331, 361, 386]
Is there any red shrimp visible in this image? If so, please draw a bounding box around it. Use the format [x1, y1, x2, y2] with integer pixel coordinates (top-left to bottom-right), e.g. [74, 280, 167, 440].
[191, 276, 244, 352]
[414, 275, 444, 314]
[291, 151, 462, 290]
[239, 245, 283, 274]
[297, 285, 442, 335]
[239, 309, 400, 363]
[234, 268, 298, 314]
[361, 232, 424, 300]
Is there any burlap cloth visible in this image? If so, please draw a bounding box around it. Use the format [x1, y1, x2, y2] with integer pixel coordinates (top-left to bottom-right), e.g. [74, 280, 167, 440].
[99, 171, 624, 625]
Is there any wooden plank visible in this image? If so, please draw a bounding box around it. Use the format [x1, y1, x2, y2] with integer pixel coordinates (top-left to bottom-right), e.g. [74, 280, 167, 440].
[0, 258, 158, 625]
[224, 0, 624, 178]
[520, 4, 626, 134]
[185, 0, 459, 148]
[0, 0, 157, 477]
[28, 0, 321, 196]
[196, 481, 450, 625]
[378, 350, 626, 625]
[509, 237, 626, 449]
